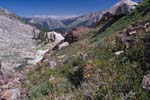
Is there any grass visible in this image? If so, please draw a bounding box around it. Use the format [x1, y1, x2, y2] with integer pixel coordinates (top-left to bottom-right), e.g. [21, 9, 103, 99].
[25, 38, 150, 99]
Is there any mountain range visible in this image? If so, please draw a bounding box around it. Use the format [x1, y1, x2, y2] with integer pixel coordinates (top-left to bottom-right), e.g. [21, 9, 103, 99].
[25, 10, 105, 32]
[25, 0, 138, 32]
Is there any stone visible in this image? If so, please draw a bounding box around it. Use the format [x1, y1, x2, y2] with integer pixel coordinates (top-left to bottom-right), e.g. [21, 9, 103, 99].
[85, 63, 94, 71]
[49, 75, 55, 81]
[47, 31, 65, 44]
[65, 27, 90, 43]
[84, 62, 94, 78]
[48, 60, 56, 69]
[82, 53, 90, 61]
[10, 88, 21, 100]
[57, 55, 66, 59]
[0, 60, 1, 69]
[142, 74, 150, 90]
[58, 42, 69, 50]
[145, 22, 150, 32]
[28, 49, 49, 65]
[0, 88, 2, 96]
[1, 81, 15, 90]
[24, 65, 34, 73]
[21, 88, 29, 99]
[122, 91, 136, 100]
[1, 74, 14, 85]
[114, 51, 124, 56]
[1, 90, 11, 100]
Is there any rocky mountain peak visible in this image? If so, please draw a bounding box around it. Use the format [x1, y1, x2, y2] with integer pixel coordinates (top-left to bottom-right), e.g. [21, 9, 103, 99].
[121, 0, 138, 5]
[109, 0, 138, 15]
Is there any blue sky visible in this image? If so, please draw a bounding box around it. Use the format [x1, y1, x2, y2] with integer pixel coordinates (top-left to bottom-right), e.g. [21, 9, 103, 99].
[0, 0, 140, 17]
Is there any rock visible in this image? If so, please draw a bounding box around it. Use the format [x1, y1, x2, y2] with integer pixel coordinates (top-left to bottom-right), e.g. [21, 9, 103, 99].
[28, 49, 49, 65]
[1, 81, 16, 90]
[15, 71, 26, 82]
[57, 55, 66, 59]
[145, 22, 150, 32]
[142, 74, 150, 90]
[58, 42, 69, 50]
[49, 75, 55, 81]
[85, 62, 94, 71]
[65, 27, 90, 43]
[21, 88, 29, 99]
[10, 88, 21, 100]
[1, 87, 21, 99]
[24, 80, 30, 85]
[122, 91, 136, 100]
[82, 53, 90, 61]
[18, 74, 26, 82]
[24, 65, 34, 73]
[73, 66, 80, 72]
[1, 90, 11, 100]
[128, 25, 145, 35]
[0, 71, 4, 85]
[0, 60, 2, 69]
[114, 51, 124, 56]
[48, 59, 56, 69]
[0, 88, 2, 96]
[47, 31, 65, 44]
[84, 62, 94, 78]
[13, 77, 21, 84]
[62, 55, 69, 64]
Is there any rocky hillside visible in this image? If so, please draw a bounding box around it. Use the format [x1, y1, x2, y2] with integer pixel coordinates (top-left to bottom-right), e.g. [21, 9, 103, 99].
[19, 0, 150, 100]
[0, 8, 40, 71]
[0, 0, 149, 100]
